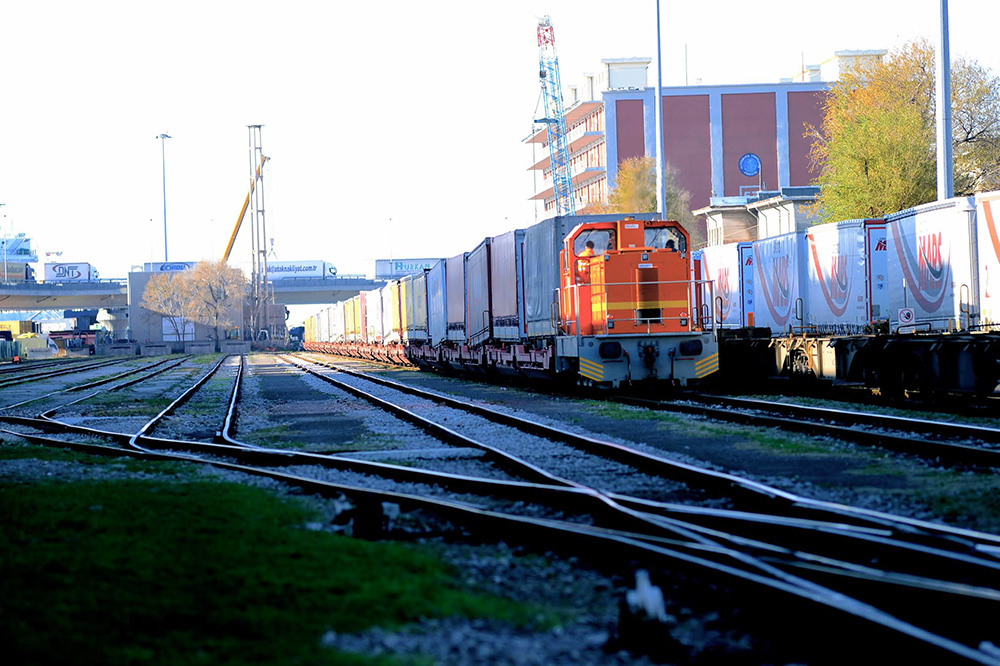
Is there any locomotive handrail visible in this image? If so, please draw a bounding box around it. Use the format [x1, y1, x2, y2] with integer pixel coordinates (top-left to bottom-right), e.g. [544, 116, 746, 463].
[561, 278, 717, 335]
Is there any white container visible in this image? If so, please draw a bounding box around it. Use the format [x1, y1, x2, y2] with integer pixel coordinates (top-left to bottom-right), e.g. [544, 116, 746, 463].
[750, 230, 809, 333]
[380, 283, 398, 344]
[976, 192, 1000, 328]
[329, 301, 345, 343]
[267, 260, 327, 280]
[885, 197, 977, 331]
[44, 262, 92, 282]
[698, 242, 748, 328]
[805, 220, 871, 332]
[364, 288, 384, 343]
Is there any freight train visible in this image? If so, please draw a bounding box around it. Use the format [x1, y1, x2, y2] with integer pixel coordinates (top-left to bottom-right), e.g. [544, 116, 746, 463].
[304, 214, 719, 388]
[304, 191, 1000, 397]
[695, 191, 1000, 397]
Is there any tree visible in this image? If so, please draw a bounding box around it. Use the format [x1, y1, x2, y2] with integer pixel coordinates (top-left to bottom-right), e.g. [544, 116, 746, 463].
[809, 39, 1000, 221]
[188, 260, 246, 346]
[139, 261, 247, 347]
[588, 155, 705, 248]
[141, 272, 193, 342]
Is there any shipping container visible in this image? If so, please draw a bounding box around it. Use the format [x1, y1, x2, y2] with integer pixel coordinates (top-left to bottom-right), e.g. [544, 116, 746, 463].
[805, 220, 873, 332]
[0, 262, 32, 282]
[698, 242, 750, 329]
[488, 229, 526, 341]
[445, 253, 467, 343]
[395, 279, 407, 340]
[329, 301, 345, 343]
[344, 295, 362, 341]
[0, 321, 34, 335]
[267, 260, 328, 280]
[885, 197, 978, 332]
[751, 230, 809, 333]
[316, 306, 329, 343]
[522, 218, 562, 338]
[427, 260, 447, 346]
[358, 292, 369, 343]
[401, 272, 429, 343]
[364, 288, 383, 343]
[381, 283, 399, 344]
[977, 192, 1000, 328]
[44, 262, 92, 282]
[465, 238, 492, 346]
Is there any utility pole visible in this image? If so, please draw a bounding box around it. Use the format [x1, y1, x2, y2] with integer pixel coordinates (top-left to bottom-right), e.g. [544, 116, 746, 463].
[0, 204, 6, 282]
[654, 0, 665, 220]
[157, 133, 172, 260]
[935, 0, 954, 200]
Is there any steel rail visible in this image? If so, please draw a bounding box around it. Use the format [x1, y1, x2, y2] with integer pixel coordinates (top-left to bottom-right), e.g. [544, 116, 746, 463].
[278, 355, 793, 560]
[0, 357, 184, 412]
[282, 355, 1000, 590]
[127, 354, 231, 449]
[11, 359, 989, 656]
[692, 393, 1000, 443]
[16, 399, 1000, 596]
[36, 357, 192, 419]
[215, 354, 244, 445]
[0, 357, 127, 389]
[296, 353, 1000, 555]
[5, 426, 1000, 665]
[620, 394, 1000, 468]
[0, 358, 79, 375]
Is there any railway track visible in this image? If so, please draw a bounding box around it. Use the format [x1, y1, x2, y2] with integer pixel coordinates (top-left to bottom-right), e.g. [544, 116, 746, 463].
[617, 393, 1000, 469]
[6, 351, 1000, 663]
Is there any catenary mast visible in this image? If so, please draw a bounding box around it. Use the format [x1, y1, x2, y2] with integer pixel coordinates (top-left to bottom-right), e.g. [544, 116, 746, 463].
[537, 16, 576, 216]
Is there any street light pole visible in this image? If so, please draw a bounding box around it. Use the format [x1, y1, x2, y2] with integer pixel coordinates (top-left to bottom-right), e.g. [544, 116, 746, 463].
[0, 204, 7, 282]
[654, 0, 665, 220]
[157, 133, 172, 261]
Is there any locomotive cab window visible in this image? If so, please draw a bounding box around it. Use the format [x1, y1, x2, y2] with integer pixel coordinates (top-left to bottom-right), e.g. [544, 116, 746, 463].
[574, 230, 615, 255]
[645, 227, 685, 254]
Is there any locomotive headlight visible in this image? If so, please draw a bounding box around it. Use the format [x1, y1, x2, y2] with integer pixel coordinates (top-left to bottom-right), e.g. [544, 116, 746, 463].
[641, 252, 649, 261]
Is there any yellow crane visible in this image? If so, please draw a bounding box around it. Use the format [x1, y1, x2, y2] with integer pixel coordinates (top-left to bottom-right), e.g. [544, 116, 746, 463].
[222, 154, 268, 262]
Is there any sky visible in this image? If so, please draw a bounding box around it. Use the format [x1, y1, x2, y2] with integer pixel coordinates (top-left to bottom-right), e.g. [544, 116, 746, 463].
[1, 1, 998, 303]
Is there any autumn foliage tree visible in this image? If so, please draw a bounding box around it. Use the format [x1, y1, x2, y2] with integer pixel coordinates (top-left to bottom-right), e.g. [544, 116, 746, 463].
[188, 260, 246, 344]
[583, 155, 705, 248]
[141, 272, 193, 341]
[140, 261, 246, 348]
[809, 39, 1000, 221]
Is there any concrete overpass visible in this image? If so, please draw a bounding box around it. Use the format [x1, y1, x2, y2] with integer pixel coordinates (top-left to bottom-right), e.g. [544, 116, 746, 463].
[270, 276, 384, 305]
[0, 276, 385, 311]
[0, 280, 129, 310]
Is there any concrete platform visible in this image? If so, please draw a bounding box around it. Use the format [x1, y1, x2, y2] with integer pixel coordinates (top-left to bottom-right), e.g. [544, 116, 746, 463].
[184, 341, 216, 354]
[140, 343, 171, 356]
[220, 341, 251, 353]
[102, 343, 138, 356]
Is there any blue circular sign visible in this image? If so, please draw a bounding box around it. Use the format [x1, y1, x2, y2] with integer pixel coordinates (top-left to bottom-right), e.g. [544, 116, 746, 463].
[738, 153, 761, 177]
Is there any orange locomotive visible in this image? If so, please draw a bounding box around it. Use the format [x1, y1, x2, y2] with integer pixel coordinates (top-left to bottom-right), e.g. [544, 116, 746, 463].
[304, 214, 720, 388]
[558, 218, 718, 386]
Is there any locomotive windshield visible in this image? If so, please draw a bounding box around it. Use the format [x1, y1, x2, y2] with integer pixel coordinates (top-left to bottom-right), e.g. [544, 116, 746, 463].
[574, 229, 616, 255]
[645, 226, 685, 254]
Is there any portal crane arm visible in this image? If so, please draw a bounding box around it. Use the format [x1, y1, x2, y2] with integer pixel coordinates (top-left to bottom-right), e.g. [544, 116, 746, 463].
[223, 154, 268, 262]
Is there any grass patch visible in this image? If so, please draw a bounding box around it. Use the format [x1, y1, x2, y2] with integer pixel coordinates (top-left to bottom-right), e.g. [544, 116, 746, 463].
[733, 432, 832, 455]
[80, 393, 176, 417]
[584, 401, 670, 422]
[0, 442, 197, 476]
[0, 479, 557, 664]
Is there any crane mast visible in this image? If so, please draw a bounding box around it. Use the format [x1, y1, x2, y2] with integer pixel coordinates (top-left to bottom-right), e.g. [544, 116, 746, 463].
[537, 16, 576, 216]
